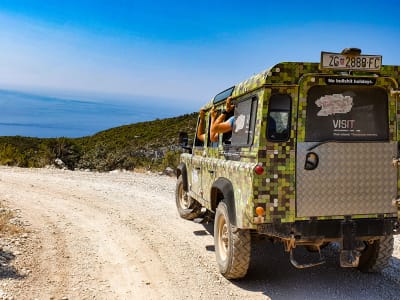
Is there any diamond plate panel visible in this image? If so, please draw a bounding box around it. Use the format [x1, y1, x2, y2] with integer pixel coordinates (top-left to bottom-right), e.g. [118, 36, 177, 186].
[296, 142, 398, 217]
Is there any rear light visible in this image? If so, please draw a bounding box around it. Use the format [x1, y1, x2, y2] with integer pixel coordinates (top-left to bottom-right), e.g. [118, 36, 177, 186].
[254, 206, 265, 224]
[254, 164, 264, 175]
[255, 206, 265, 216]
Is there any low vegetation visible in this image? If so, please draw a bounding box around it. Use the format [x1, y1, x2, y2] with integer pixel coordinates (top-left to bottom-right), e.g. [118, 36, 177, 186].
[0, 204, 22, 236]
[0, 113, 197, 172]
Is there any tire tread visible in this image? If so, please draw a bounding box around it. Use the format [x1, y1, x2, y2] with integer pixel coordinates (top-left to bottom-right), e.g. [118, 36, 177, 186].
[358, 235, 394, 273]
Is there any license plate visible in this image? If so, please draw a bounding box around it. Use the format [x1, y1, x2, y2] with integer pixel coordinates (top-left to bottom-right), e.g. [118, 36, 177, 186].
[321, 52, 382, 71]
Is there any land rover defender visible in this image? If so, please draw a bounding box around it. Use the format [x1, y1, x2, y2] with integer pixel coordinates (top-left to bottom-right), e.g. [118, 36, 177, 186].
[176, 48, 400, 279]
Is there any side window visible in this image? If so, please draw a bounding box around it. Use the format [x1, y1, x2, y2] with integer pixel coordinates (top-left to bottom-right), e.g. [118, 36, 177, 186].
[226, 96, 258, 146]
[207, 113, 219, 148]
[221, 109, 234, 145]
[267, 94, 291, 141]
[194, 115, 205, 147]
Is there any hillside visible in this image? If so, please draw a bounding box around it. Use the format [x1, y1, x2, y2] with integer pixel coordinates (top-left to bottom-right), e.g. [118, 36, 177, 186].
[0, 112, 198, 171]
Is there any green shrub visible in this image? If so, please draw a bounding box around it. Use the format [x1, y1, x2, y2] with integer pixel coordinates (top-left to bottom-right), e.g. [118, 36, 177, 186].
[0, 112, 197, 172]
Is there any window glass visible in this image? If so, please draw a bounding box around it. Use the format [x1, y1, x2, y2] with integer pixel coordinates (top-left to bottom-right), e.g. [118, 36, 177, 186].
[267, 94, 291, 141]
[213, 86, 235, 104]
[305, 86, 388, 141]
[226, 97, 258, 146]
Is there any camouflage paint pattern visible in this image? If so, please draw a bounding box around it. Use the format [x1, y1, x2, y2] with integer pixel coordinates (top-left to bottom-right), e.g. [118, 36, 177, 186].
[384, 66, 400, 220]
[181, 61, 400, 229]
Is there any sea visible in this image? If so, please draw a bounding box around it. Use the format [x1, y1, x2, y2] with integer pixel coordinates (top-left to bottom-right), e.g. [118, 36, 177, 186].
[0, 89, 193, 138]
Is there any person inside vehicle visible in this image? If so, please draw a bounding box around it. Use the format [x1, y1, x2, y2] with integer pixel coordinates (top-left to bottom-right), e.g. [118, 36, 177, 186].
[196, 107, 221, 143]
[210, 96, 235, 140]
[196, 109, 207, 142]
[196, 96, 235, 143]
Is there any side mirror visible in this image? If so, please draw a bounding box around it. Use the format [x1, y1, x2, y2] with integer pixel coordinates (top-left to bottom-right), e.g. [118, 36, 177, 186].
[179, 132, 189, 146]
[179, 132, 192, 154]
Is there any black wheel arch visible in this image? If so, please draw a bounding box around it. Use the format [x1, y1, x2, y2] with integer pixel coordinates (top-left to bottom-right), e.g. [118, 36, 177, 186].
[211, 177, 237, 226]
[176, 163, 188, 191]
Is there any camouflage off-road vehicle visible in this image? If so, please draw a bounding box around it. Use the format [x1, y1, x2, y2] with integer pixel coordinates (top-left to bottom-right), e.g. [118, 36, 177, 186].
[176, 48, 400, 279]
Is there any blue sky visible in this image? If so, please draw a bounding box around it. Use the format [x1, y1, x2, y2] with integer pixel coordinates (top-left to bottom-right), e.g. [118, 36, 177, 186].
[0, 0, 399, 113]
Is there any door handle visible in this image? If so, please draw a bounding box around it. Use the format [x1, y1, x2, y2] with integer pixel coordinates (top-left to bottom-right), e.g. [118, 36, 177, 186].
[304, 152, 319, 170]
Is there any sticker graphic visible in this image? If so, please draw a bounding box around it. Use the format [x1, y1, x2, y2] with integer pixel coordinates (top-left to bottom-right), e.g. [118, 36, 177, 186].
[315, 94, 353, 116]
[234, 114, 246, 133]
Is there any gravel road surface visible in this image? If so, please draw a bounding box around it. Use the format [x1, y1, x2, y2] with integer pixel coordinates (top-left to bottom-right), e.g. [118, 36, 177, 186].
[0, 166, 399, 299]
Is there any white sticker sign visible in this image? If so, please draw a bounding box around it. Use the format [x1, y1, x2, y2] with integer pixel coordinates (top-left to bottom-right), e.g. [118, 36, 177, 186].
[234, 114, 246, 133]
[315, 94, 353, 116]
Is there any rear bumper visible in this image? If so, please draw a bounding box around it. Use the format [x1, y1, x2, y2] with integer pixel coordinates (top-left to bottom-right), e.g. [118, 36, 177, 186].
[257, 218, 399, 240]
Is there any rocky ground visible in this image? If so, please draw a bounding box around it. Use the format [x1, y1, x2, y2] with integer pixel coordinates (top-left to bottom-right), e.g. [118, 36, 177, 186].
[0, 166, 399, 300]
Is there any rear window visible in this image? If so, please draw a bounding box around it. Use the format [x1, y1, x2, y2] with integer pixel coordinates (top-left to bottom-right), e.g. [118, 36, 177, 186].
[305, 86, 388, 142]
[267, 94, 291, 141]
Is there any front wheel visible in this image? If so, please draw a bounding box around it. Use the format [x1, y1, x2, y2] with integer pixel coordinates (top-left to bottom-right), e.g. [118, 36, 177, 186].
[357, 235, 394, 273]
[214, 201, 250, 279]
[175, 175, 201, 220]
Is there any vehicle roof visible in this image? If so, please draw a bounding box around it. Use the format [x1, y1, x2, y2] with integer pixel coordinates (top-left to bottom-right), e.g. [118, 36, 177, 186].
[202, 62, 400, 109]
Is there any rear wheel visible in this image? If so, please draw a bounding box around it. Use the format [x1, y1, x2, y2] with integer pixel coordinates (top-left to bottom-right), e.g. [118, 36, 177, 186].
[358, 235, 394, 273]
[175, 175, 201, 220]
[214, 201, 250, 279]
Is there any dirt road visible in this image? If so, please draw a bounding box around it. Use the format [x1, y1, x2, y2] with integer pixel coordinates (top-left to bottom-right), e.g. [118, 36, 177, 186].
[0, 166, 399, 299]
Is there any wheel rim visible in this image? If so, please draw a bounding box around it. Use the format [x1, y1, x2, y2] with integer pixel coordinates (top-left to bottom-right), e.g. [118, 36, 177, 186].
[178, 182, 190, 209]
[217, 214, 229, 261]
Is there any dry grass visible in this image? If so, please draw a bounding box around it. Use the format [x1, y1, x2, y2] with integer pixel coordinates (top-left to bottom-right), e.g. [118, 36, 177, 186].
[0, 205, 22, 236]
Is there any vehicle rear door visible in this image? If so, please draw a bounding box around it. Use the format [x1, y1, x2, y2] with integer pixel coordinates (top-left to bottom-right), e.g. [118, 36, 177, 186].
[296, 74, 398, 217]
